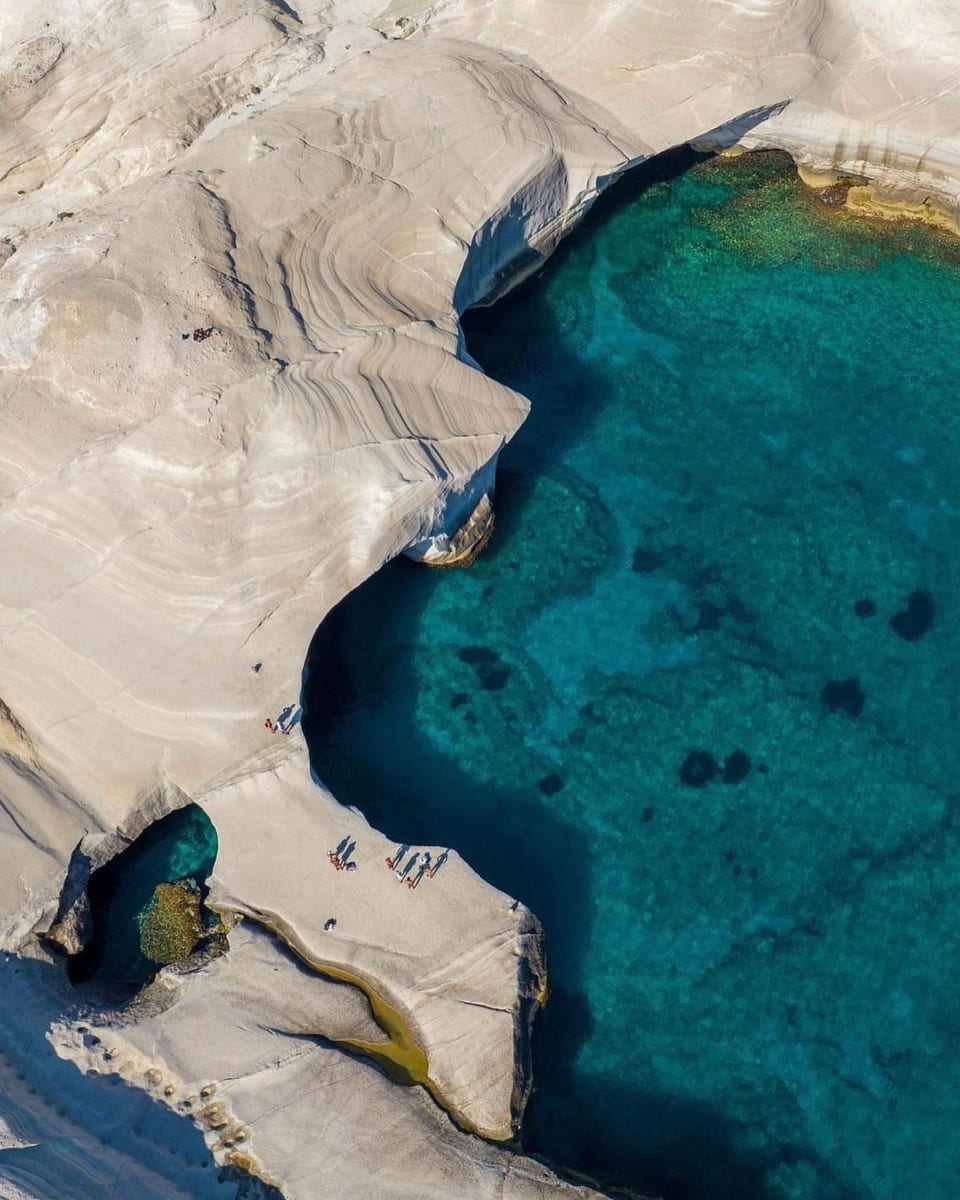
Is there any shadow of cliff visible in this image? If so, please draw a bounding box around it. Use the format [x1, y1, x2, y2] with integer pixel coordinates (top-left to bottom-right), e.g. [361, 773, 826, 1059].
[302, 553, 596, 989]
[303, 558, 841, 1200]
[460, 144, 709, 481]
[525, 1031, 840, 1200]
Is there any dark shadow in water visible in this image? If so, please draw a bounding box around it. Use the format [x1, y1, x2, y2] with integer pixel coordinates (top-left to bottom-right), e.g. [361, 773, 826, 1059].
[529, 1024, 849, 1200]
[303, 561, 842, 1200]
[302, 147, 854, 1200]
[462, 144, 709, 485]
[303, 558, 595, 979]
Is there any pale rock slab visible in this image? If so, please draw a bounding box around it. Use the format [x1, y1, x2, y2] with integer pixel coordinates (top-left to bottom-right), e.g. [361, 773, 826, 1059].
[51, 922, 603, 1200]
[199, 745, 546, 1140]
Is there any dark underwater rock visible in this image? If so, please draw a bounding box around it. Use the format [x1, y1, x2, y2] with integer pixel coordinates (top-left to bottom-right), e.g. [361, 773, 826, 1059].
[721, 750, 752, 784]
[538, 773, 564, 796]
[813, 182, 852, 207]
[478, 664, 511, 690]
[632, 547, 667, 573]
[889, 589, 934, 641]
[456, 645, 511, 690]
[693, 601, 724, 632]
[458, 645, 500, 665]
[821, 677, 865, 718]
[679, 750, 719, 788]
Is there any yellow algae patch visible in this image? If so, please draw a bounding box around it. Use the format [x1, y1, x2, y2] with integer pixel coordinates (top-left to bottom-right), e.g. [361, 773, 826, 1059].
[223, 1148, 281, 1191]
[793, 162, 960, 237]
[701, 142, 748, 158]
[690, 150, 960, 275]
[794, 162, 858, 191]
[422, 493, 496, 569]
[310, 957, 429, 1088]
[535, 971, 549, 1008]
[139, 879, 204, 964]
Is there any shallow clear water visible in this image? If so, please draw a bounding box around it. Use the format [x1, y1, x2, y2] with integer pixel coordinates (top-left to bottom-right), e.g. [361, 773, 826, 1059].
[304, 151, 960, 1200]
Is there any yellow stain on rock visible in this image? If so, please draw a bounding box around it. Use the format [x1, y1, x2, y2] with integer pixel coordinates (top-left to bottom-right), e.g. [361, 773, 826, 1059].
[306, 955, 430, 1090]
[794, 161, 960, 236]
[844, 182, 960, 236]
[237, 911, 495, 1138]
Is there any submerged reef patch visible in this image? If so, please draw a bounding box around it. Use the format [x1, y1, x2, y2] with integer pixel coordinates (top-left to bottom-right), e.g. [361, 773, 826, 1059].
[889, 588, 935, 641]
[538, 773, 565, 796]
[721, 750, 752, 783]
[821, 676, 866, 718]
[138, 880, 205, 965]
[679, 750, 720, 788]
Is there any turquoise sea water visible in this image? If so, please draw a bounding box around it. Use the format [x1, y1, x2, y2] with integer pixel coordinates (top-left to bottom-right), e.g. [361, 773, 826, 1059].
[304, 152, 960, 1199]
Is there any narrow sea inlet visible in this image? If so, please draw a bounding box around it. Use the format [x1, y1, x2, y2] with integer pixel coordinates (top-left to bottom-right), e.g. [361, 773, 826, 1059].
[70, 805, 219, 987]
[304, 152, 960, 1199]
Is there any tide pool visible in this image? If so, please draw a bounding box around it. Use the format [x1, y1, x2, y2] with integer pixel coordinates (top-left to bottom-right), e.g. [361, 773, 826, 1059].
[70, 804, 219, 987]
[304, 151, 960, 1199]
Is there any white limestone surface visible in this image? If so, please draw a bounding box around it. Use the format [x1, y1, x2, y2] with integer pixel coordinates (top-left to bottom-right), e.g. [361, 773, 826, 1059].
[1, 0, 959, 1196]
[199, 744, 547, 1141]
[0, 11, 642, 1194]
[431, 0, 960, 216]
[50, 922, 603, 1200]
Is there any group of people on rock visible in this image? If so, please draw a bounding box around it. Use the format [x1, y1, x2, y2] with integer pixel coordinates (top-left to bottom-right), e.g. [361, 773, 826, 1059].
[324, 840, 451, 887]
[385, 845, 450, 890]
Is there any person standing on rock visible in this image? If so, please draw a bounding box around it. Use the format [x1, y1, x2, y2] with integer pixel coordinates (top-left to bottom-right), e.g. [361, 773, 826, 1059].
[396, 852, 418, 882]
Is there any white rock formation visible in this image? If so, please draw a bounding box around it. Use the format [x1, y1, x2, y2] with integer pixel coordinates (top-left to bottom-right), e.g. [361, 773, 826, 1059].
[400, 0, 960, 220]
[0, 0, 958, 1195]
[54, 922, 600, 1199]
[200, 746, 547, 1140]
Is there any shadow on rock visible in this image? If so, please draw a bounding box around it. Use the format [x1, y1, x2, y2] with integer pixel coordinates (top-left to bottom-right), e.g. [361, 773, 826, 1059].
[0, 955, 237, 1199]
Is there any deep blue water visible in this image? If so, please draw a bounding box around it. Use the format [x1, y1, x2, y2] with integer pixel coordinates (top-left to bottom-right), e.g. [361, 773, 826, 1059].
[303, 151, 960, 1200]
